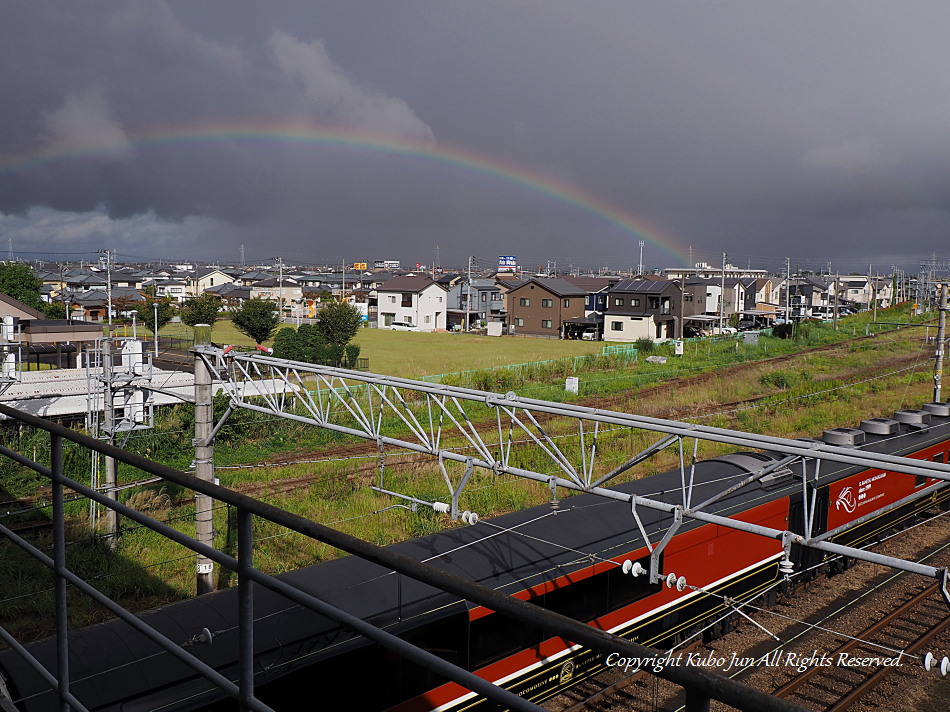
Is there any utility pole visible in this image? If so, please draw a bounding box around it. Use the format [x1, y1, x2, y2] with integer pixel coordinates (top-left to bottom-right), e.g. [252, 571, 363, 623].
[718, 252, 727, 333]
[785, 256, 791, 324]
[101, 339, 118, 546]
[638, 240, 644, 276]
[193, 324, 215, 594]
[935, 284, 947, 403]
[465, 256, 473, 331]
[99, 249, 114, 331]
[341, 257, 345, 302]
[277, 256, 284, 316]
[833, 272, 839, 330]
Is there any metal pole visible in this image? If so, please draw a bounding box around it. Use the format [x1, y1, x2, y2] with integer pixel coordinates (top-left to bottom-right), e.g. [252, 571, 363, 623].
[51, 434, 70, 712]
[101, 338, 118, 546]
[238, 510, 255, 708]
[153, 302, 159, 358]
[193, 324, 216, 594]
[935, 283, 947, 403]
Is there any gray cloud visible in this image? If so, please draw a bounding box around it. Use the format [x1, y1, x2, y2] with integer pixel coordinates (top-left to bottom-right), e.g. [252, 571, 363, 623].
[1, 1, 949, 271]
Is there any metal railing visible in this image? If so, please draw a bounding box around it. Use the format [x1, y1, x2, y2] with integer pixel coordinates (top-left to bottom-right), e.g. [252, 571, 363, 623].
[0, 402, 808, 712]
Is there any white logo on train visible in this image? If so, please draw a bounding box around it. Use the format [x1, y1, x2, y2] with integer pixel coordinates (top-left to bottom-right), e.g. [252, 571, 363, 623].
[835, 486, 857, 513]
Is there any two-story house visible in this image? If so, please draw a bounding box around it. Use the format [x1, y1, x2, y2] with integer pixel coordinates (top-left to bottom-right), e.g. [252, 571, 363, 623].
[603, 279, 681, 342]
[445, 279, 505, 330]
[505, 278, 586, 337]
[376, 275, 447, 331]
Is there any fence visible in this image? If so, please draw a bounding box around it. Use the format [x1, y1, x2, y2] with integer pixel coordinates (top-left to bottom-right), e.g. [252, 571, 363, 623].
[0, 402, 804, 712]
[420, 349, 638, 386]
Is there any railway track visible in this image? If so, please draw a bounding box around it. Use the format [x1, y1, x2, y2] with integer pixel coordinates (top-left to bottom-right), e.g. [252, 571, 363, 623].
[542, 515, 950, 712]
[771, 580, 950, 711]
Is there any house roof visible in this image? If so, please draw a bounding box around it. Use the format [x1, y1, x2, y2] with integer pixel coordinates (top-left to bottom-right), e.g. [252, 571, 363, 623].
[378, 275, 447, 293]
[0, 292, 45, 319]
[507, 278, 586, 297]
[610, 278, 680, 294]
[560, 276, 618, 293]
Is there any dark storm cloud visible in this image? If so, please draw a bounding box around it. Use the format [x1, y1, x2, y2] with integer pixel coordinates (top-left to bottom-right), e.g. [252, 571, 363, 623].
[2, 1, 949, 270]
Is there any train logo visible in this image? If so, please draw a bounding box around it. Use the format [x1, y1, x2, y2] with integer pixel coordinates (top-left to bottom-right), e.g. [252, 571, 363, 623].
[835, 486, 857, 513]
[559, 660, 575, 685]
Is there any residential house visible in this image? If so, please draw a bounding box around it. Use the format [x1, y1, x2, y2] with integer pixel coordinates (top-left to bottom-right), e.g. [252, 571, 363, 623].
[445, 279, 505, 330]
[603, 279, 681, 342]
[251, 278, 303, 312]
[505, 278, 586, 338]
[376, 275, 448, 331]
[680, 278, 745, 328]
[561, 276, 619, 318]
[189, 269, 235, 297]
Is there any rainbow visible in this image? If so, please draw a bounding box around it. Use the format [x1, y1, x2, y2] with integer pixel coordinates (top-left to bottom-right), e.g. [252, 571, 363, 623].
[1, 123, 691, 265]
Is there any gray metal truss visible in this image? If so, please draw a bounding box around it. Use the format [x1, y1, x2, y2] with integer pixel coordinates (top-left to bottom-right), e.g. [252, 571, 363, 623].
[201, 348, 950, 603]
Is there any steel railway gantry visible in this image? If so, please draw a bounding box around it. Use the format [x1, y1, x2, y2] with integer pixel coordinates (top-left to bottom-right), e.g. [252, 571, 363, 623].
[196, 347, 950, 604]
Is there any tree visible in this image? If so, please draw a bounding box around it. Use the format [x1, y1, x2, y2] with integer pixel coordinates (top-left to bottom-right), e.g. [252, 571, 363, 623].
[314, 301, 363, 347]
[180, 293, 222, 329]
[0, 263, 44, 310]
[231, 298, 281, 345]
[271, 327, 306, 361]
[133, 297, 176, 335]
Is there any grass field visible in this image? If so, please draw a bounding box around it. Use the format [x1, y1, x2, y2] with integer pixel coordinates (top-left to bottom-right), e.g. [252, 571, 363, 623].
[1, 305, 941, 636]
[156, 319, 603, 379]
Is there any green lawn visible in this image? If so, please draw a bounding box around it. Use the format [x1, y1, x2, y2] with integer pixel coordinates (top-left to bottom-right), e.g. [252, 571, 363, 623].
[351, 329, 602, 378]
[155, 320, 602, 378]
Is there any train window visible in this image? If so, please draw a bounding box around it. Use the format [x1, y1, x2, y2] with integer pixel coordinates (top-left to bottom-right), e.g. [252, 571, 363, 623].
[917, 452, 946, 487]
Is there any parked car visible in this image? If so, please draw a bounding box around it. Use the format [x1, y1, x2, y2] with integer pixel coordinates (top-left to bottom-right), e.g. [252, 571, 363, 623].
[580, 328, 600, 341]
[390, 321, 418, 331]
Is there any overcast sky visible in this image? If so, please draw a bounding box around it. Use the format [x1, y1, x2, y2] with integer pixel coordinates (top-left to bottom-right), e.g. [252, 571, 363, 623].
[1, 2, 948, 274]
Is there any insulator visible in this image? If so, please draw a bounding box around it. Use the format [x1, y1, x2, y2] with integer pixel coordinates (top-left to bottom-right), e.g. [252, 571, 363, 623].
[622, 560, 633, 574]
[631, 562, 645, 577]
[431, 502, 450, 513]
[943, 657, 950, 677]
[779, 557, 794, 575]
[925, 652, 935, 671]
[461, 510, 479, 525]
[666, 573, 677, 588]
[676, 576, 687, 592]
[461, 510, 471, 524]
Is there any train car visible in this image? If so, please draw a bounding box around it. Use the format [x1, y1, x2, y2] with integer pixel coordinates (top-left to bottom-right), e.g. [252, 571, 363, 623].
[1, 405, 949, 711]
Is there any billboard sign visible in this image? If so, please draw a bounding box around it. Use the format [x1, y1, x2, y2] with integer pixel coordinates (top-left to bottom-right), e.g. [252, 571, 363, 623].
[498, 255, 518, 273]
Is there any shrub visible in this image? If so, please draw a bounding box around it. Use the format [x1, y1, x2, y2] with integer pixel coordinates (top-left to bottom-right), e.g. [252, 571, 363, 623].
[635, 337, 655, 352]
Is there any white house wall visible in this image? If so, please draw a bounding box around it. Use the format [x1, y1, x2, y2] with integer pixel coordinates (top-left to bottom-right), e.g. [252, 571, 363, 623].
[377, 285, 446, 331]
[603, 315, 652, 342]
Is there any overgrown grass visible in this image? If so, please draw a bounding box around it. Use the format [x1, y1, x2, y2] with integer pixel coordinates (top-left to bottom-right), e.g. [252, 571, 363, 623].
[0, 304, 941, 635]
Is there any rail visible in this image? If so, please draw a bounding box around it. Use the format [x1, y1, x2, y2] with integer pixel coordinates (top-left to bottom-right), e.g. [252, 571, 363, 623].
[0, 402, 812, 712]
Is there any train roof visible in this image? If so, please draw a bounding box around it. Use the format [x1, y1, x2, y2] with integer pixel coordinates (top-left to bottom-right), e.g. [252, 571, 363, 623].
[4, 406, 950, 710]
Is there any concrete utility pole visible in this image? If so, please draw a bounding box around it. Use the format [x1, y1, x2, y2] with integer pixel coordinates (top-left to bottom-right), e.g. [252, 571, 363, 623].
[785, 256, 792, 324]
[638, 240, 644, 276]
[193, 324, 216, 594]
[935, 284, 948, 404]
[718, 252, 727, 333]
[101, 339, 118, 546]
[833, 272, 840, 330]
[465, 255, 473, 331]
